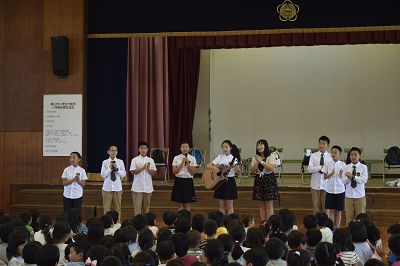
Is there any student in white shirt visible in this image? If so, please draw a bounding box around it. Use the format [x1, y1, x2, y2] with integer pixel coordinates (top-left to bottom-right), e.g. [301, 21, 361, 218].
[171, 141, 198, 211]
[100, 145, 126, 221]
[343, 147, 368, 226]
[322, 145, 346, 229]
[206, 140, 240, 215]
[61, 152, 88, 215]
[129, 141, 157, 216]
[307, 136, 332, 214]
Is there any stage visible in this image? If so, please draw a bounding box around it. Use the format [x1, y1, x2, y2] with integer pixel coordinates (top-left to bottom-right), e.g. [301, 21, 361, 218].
[9, 175, 400, 229]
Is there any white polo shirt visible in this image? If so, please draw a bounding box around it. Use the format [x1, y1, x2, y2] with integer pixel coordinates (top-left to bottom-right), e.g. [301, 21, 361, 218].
[212, 154, 238, 178]
[172, 154, 197, 178]
[61, 165, 88, 199]
[101, 157, 126, 192]
[130, 156, 157, 193]
[322, 160, 346, 194]
[342, 162, 368, 199]
[307, 151, 332, 190]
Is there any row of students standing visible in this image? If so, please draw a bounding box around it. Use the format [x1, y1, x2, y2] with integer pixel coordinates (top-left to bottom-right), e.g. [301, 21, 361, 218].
[308, 135, 368, 228]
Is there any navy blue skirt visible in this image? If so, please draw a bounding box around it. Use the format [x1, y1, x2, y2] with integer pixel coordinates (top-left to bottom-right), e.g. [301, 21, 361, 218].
[214, 177, 237, 200]
[171, 177, 197, 203]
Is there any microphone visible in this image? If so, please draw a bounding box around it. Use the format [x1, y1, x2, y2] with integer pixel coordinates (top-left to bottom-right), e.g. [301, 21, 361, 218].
[184, 153, 191, 166]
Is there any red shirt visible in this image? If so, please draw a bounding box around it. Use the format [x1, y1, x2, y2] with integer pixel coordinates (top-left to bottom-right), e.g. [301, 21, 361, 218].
[175, 255, 198, 266]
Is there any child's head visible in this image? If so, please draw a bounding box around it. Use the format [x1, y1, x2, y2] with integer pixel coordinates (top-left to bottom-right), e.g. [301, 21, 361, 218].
[70, 152, 81, 166]
[177, 209, 191, 220]
[145, 212, 157, 227]
[331, 145, 342, 161]
[259, 220, 272, 238]
[208, 210, 224, 227]
[69, 240, 90, 262]
[87, 219, 104, 246]
[246, 227, 265, 249]
[187, 229, 201, 248]
[132, 214, 148, 231]
[100, 214, 114, 230]
[100, 235, 116, 249]
[265, 237, 285, 260]
[303, 214, 318, 230]
[106, 210, 119, 225]
[318, 136, 330, 153]
[36, 244, 60, 266]
[22, 241, 42, 264]
[387, 224, 400, 237]
[192, 214, 205, 233]
[349, 147, 362, 164]
[38, 214, 52, 231]
[138, 228, 154, 250]
[364, 259, 385, 266]
[287, 249, 309, 266]
[68, 208, 83, 234]
[242, 215, 255, 229]
[315, 242, 342, 266]
[162, 211, 177, 227]
[256, 139, 270, 158]
[269, 214, 282, 232]
[306, 228, 322, 247]
[389, 233, 400, 259]
[180, 141, 190, 154]
[157, 227, 173, 243]
[326, 218, 334, 231]
[243, 248, 268, 266]
[357, 214, 380, 246]
[174, 216, 191, 234]
[279, 209, 296, 233]
[101, 255, 123, 266]
[349, 220, 368, 243]
[315, 211, 329, 228]
[333, 228, 355, 252]
[203, 239, 224, 266]
[132, 252, 156, 266]
[217, 233, 234, 263]
[47, 222, 71, 245]
[110, 242, 131, 265]
[6, 227, 30, 259]
[0, 222, 15, 243]
[221, 140, 233, 155]
[19, 212, 32, 225]
[156, 240, 175, 262]
[114, 225, 137, 244]
[229, 224, 246, 260]
[172, 233, 190, 257]
[138, 141, 149, 156]
[86, 245, 110, 266]
[107, 145, 118, 159]
[203, 219, 218, 237]
[288, 230, 307, 250]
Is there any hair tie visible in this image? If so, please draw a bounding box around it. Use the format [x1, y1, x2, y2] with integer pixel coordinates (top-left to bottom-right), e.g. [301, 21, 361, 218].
[235, 240, 239, 244]
[294, 251, 300, 256]
[262, 221, 267, 227]
[48, 227, 54, 238]
[224, 251, 229, 255]
[336, 252, 343, 258]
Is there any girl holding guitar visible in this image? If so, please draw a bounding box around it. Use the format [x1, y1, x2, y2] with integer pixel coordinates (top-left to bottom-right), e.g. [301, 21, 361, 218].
[250, 139, 279, 221]
[171, 141, 197, 211]
[207, 140, 240, 215]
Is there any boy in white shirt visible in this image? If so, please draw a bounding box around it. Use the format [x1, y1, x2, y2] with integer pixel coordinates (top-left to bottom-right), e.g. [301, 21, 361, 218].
[130, 141, 157, 215]
[342, 147, 368, 226]
[100, 145, 126, 221]
[322, 145, 346, 229]
[307, 136, 332, 213]
[61, 152, 88, 214]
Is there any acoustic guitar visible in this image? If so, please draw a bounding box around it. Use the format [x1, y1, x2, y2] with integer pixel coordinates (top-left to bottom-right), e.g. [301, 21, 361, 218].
[203, 164, 236, 190]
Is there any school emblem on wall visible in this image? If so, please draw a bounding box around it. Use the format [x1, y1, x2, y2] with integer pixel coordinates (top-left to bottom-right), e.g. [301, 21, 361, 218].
[277, 0, 299, 22]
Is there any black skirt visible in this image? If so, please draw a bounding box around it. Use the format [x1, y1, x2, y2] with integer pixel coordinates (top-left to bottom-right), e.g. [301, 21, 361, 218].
[214, 177, 237, 200]
[171, 177, 197, 203]
[253, 172, 280, 201]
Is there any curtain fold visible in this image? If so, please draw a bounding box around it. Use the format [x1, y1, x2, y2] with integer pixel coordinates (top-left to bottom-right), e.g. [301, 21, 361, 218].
[168, 46, 201, 159]
[126, 37, 170, 180]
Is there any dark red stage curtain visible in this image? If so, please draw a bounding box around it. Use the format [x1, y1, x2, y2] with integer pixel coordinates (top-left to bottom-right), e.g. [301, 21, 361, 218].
[126, 37, 170, 180]
[168, 30, 400, 49]
[168, 46, 201, 160]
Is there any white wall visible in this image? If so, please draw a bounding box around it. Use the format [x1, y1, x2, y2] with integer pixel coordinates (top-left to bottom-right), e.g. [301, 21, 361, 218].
[194, 44, 400, 173]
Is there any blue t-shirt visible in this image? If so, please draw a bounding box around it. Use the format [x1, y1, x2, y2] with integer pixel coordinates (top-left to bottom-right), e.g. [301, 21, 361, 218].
[389, 253, 398, 264]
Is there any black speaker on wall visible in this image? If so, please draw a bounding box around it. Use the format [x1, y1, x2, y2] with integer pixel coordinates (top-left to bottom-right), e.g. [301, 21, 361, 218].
[51, 36, 69, 77]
